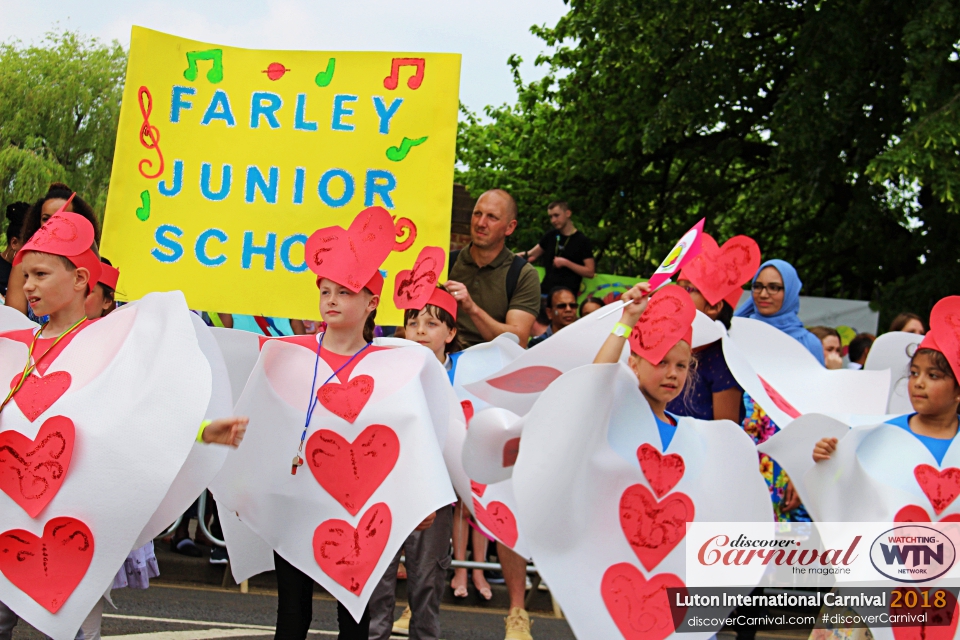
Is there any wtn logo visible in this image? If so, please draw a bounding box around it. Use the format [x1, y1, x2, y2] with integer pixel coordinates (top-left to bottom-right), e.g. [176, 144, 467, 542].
[870, 526, 956, 583]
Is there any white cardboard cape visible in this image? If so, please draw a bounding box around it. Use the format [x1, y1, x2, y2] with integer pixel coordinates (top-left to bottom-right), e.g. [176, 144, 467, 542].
[210, 337, 455, 621]
[0, 292, 210, 640]
[863, 330, 921, 415]
[513, 362, 772, 640]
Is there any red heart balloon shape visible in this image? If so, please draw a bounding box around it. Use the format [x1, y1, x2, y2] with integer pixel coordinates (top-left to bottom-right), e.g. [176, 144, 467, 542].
[681, 234, 761, 308]
[502, 437, 521, 468]
[891, 587, 959, 640]
[0, 517, 94, 613]
[393, 246, 445, 310]
[925, 296, 960, 382]
[486, 366, 563, 394]
[317, 375, 374, 423]
[470, 480, 487, 498]
[307, 424, 399, 516]
[601, 562, 686, 640]
[0, 416, 75, 518]
[914, 465, 960, 515]
[304, 206, 396, 292]
[313, 502, 391, 595]
[628, 286, 695, 366]
[637, 444, 685, 499]
[10, 371, 72, 423]
[620, 484, 694, 572]
[472, 498, 518, 548]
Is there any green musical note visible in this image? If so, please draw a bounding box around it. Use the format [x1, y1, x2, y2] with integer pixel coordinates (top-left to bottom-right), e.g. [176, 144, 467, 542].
[183, 49, 224, 83]
[314, 58, 336, 88]
[136, 190, 151, 221]
[386, 136, 428, 162]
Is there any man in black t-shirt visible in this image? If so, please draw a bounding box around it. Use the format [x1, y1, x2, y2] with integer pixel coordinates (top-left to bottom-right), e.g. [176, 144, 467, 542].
[519, 201, 595, 295]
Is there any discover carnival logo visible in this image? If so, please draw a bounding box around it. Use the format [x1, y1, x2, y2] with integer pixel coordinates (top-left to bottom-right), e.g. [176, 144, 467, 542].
[869, 525, 956, 583]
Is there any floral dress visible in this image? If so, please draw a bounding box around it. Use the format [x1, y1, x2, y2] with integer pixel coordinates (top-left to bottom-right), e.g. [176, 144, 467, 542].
[742, 394, 811, 522]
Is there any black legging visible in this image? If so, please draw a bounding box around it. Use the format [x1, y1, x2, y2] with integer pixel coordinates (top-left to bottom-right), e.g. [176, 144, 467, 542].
[273, 552, 370, 640]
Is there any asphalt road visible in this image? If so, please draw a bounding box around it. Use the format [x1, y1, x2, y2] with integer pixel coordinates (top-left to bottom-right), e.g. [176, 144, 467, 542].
[9, 583, 577, 640]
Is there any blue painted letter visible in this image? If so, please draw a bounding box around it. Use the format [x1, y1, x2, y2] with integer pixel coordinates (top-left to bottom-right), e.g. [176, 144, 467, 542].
[242, 231, 277, 270]
[201, 90, 236, 127]
[158, 160, 183, 197]
[331, 94, 358, 131]
[372, 96, 403, 134]
[245, 166, 279, 204]
[170, 86, 196, 123]
[195, 228, 228, 266]
[152, 225, 184, 263]
[280, 234, 308, 272]
[294, 94, 318, 131]
[364, 169, 397, 208]
[317, 169, 355, 208]
[250, 92, 283, 129]
[200, 163, 232, 201]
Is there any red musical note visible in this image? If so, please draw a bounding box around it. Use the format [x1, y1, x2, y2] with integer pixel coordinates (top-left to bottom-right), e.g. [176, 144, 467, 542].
[383, 58, 425, 90]
[138, 86, 164, 180]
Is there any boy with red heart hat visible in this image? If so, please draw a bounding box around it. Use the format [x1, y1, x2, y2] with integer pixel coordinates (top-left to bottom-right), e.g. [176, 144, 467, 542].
[0, 198, 246, 640]
[210, 206, 457, 640]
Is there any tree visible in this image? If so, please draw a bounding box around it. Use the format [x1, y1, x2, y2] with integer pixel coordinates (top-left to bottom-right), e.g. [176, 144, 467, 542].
[0, 31, 126, 231]
[456, 0, 960, 328]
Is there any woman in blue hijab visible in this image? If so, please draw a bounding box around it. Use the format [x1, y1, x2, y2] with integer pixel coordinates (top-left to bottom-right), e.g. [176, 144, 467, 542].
[735, 259, 825, 365]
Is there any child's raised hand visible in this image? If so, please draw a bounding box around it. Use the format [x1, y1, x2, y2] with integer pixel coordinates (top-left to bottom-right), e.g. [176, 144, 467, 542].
[812, 437, 838, 462]
[619, 282, 652, 326]
[202, 416, 248, 448]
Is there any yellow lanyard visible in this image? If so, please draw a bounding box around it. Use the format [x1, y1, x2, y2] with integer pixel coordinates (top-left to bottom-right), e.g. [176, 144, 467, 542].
[0, 317, 86, 415]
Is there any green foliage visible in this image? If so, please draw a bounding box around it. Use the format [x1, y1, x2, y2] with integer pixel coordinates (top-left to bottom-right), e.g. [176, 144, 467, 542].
[0, 31, 126, 232]
[456, 0, 960, 329]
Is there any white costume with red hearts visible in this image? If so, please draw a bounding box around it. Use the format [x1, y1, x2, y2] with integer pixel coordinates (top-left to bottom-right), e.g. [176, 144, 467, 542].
[512, 362, 772, 640]
[210, 335, 456, 621]
[0, 293, 214, 640]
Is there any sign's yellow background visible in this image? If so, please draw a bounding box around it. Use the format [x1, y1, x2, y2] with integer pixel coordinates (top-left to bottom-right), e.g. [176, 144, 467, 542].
[102, 27, 461, 325]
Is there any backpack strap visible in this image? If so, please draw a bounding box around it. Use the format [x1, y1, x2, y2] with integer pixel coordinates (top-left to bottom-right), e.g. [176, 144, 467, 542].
[506, 255, 526, 302]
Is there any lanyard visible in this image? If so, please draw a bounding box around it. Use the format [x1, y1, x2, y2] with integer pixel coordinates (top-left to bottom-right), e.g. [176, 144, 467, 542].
[291, 332, 371, 474]
[0, 317, 86, 415]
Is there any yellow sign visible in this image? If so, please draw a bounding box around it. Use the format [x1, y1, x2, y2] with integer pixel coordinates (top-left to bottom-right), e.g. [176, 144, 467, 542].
[102, 27, 461, 325]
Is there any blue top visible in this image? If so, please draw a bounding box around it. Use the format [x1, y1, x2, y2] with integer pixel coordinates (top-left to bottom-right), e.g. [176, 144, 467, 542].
[734, 259, 825, 366]
[886, 413, 957, 465]
[656, 412, 679, 450]
[446, 350, 464, 385]
[667, 341, 743, 421]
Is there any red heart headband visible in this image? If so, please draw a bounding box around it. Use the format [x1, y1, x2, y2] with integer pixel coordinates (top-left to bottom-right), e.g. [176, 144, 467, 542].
[14, 197, 101, 292]
[393, 246, 457, 320]
[679, 233, 761, 308]
[98, 263, 120, 291]
[628, 284, 696, 365]
[305, 206, 395, 295]
[920, 296, 960, 379]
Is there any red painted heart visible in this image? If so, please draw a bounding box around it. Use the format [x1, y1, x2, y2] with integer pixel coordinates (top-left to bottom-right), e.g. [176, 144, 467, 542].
[0, 416, 75, 518]
[470, 480, 487, 498]
[313, 502, 391, 596]
[486, 367, 563, 394]
[461, 400, 474, 427]
[891, 587, 959, 640]
[601, 562, 686, 640]
[681, 234, 760, 308]
[307, 424, 399, 516]
[502, 437, 521, 468]
[926, 297, 960, 383]
[9, 371, 72, 422]
[0, 517, 94, 613]
[637, 444, 685, 499]
[393, 246, 445, 310]
[317, 375, 374, 423]
[628, 286, 696, 366]
[620, 484, 694, 572]
[895, 504, 960, 523]
[914, 465, 960, 515]
[304, 206, 396, 292]
[472, 498, 518, 548]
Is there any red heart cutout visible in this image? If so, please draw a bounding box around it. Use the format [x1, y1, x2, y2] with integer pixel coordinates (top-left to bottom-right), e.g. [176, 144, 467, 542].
[304, 206, 396, 292]
[502, 437, 521, 468]
[681, 234, 760, 308]
[461, 400, 474, 427]
[628, 286, 695, 365]
[306, 424, 399, 516]
[637, 444, 685, 499]
[0, 517, 94, 613]
[895, 504, 960, 523]
[317, 375, 374, 423]
[313, 502, 391, 595]
[486, 367, 563, 394]
[472, 498, 518, 548]
[10, 371, 72, 423]
[914, 465, 960, 515]
[601, 562, 686, 640]
[470, 480, 487, 498]
[24, 211, 94, 257]
[758, 376, 801, 419]
[0, 416, 75, 518]
[620, 485, 694, 571]
[891, 587, 959, 640]
[393, 246, 445, 310]
[926, 297, 960, 381]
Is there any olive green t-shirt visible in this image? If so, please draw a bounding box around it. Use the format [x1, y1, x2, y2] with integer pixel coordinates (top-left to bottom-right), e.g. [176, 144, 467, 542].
[449, 244, 542, 348]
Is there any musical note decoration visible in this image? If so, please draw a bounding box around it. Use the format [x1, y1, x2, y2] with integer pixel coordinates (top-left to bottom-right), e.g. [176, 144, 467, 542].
[315, 58, 336, 88]
[137, 86, 164, 180]
[384, 58, 425, 90]
[136, 190, 151, 221]
[183, 49, 224, 84]
[386, 136, 428, 162]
